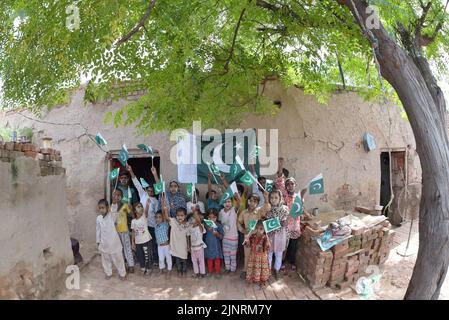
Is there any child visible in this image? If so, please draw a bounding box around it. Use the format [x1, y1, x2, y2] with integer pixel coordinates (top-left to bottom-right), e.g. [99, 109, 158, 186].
[204, 209, 224, 278]
[238, 192, 270, 279]
[96, 199, 126, 280]
[266, 189, 289, 280]
[188, 211, 207, 278]
[112, 189, 135, 273]
[131, 202, 153, 275]
[154, 209, 172, 278]
[244, 220, 271, 289]
[207, 173, 221, 211]
[219, 193, 240, 274]
[162, 194, 190, 277]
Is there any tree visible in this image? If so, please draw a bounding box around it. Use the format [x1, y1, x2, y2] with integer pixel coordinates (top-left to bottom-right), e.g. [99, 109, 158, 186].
[0, 0, 448, 299]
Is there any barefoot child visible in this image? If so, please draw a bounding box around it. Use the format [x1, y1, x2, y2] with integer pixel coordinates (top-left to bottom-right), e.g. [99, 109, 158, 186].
[131, 202, 153, 275]
[162, 195, 190, 277]
[112, 189, 135, 273]
[219, 193, 240, 274]
[244, 220, 271, 288]
[96, 199, 126, 280]
[188, 211, 207, 278]
[204, 209, 224, 278]
[155, 208, 172, 277]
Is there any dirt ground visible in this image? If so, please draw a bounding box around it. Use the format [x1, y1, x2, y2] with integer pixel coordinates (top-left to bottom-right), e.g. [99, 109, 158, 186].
[57, 220, 449, 300]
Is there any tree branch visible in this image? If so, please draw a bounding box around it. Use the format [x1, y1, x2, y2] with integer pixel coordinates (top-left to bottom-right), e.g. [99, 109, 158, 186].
[415, 1, 433, 38]
[116, 0, 157, 46]
[224, 6, 247, 72]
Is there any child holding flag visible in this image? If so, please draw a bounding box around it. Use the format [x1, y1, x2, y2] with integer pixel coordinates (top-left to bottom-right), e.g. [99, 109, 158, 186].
[154, 205, 172, 277]
[131, 202, 153, 275]
[96, 199, 126, 280]
[207, 173, 222, 211]
[188, 211, 207, 278]
[243, 220, 271, 289]
[204, 209, 224, 278]
[219, 192, 241, 274]
[111, 189, 135, 273]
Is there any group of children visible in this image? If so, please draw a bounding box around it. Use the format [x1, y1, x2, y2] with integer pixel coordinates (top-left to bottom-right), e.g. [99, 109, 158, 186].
[96, 158, 307, 288]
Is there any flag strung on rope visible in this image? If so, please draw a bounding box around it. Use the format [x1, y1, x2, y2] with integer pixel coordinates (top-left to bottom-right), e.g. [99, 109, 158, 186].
[219, 181, 238, 205]
[309, 173, 324, 195]
[140, 178, 150, 189]
[290, 195, 304, 218]
[95, 133, 107, 146]
[239, 170, 257, 186]
[118, 144, 129, 167]
[186, 183, 195, 200]
[109, 168, 120, 180]
[137, 144, 155, 155]
[265, 179, 274, 192]
[204, 219, 217, 229]
[177, 130, 260, 184]
[263, 217, 281, 233]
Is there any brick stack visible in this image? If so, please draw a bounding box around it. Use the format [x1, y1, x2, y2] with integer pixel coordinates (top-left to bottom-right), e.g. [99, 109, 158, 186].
[0, 142, 65, 176]
[298, 216, 395, 290]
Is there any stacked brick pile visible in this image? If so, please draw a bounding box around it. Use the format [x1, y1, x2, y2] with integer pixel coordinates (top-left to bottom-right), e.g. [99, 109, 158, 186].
[0, 142, 65, 176]
[298, 216, 395, 290]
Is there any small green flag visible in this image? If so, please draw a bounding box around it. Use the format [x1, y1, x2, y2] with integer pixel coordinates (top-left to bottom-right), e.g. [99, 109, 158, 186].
[263, 217, 281, 233]
[309, 173, 324, 195]
[220, 182, 238, 205]
[186, 183, 195, 200]
[109, 168, 120, 180]
[153, 181, 164, 195]
[265, 179, 274, 192]
[118, 144, 129, 167]
[289, 195, 304, 218]
[249, 145, 262, 159]
[248, 219, 258, 233]
[95, 133, 107, 146]
[210, 163, 220, 176]
[240, 170, 257, 186]
[137, 144, 154, 155]
[140, 178, 150, 189]
[204, 219, 217, 229]
[229, 155, 245, 180]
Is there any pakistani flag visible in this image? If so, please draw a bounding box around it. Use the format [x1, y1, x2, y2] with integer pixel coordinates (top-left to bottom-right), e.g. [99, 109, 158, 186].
[109, 168, 120, 181]
[290, 195, 304, 218]
[204, 219, 217, 229]
[220, 181, 238, 205]
[177, 130, 260, 184]
[248, 219, 257, 233]
[263, 217, 281, 233]
[309, 173, 324, 195]
[140, 178, 150, 189]
[265, 179, 274, 192]
[186, 183, 195, 200]
[153, 174, 165, 195]
[95, 133, 107, 146]
[249, 145, 261, 160]
[137, 144, 155, 155]
[118, 144, 129, 167]
[240, 170, 257, 186]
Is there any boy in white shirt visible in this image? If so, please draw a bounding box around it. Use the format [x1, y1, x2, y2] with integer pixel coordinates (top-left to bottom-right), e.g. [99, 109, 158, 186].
[131, 202, 153, 275]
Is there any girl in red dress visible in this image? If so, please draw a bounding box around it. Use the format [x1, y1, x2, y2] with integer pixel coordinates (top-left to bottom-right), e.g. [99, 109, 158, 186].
[244, 220, 271, 288]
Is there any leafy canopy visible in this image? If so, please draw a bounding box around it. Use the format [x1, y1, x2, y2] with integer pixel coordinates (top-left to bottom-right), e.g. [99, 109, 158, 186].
[0, 0, 448, 133]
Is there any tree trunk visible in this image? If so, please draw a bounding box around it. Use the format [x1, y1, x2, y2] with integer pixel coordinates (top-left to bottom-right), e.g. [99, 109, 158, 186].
[337, 0, 449, 299]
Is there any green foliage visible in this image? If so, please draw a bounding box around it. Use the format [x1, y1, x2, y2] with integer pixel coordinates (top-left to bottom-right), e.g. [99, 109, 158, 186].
[0, 0, 448, 133]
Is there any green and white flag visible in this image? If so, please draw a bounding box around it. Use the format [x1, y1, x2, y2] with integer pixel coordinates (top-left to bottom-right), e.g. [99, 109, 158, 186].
[137, 144, 155, 155]
[153, 174, 165, 195]
[118, 144, 129, 167]
[249, 145, 262, 160]
[290, 195, 304, 218]
[240, 170, 257, 186]
[140, 178, 150, 189]
[204, 219, 217, 229]
[176, 131, 260, 184]
[263, 217, 281, 233]
[265, 179, 274, 192]
[248, 219, 258, 233]
[95, 133, 107, 146]
[309, 173, 324, 195]
[109, 168, 120, 180]
[186, 183, 195, 200]
[219, 181, 238, 205]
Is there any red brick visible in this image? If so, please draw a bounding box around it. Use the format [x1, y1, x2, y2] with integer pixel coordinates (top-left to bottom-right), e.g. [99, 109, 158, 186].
[24, 151, 38, 159]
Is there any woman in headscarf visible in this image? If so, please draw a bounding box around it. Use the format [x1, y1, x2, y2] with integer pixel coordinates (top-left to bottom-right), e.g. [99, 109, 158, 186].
[158, 180, 187, 218]
[266, 188, 289, 280]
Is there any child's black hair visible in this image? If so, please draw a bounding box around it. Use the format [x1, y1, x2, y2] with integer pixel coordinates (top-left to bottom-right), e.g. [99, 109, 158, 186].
[113, 188, 123, 197]
[258, 176, 266, 182]
[206, 189, 216, 200]
[237, 184, 245, 194]
[248, 193, 261, 204]
[176, 207, 187, 216]
[98, 199, 109, 207]
[282, 168, 289, 178]
[207, 208, 219, 218]
[155, 210, 163, 216]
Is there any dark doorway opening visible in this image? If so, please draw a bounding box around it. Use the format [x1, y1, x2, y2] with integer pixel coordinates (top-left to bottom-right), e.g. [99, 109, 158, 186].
[380, 152, 391, 215]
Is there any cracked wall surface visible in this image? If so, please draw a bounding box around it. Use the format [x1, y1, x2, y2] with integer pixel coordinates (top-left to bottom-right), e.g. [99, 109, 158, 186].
[0, 81, 421, 261]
